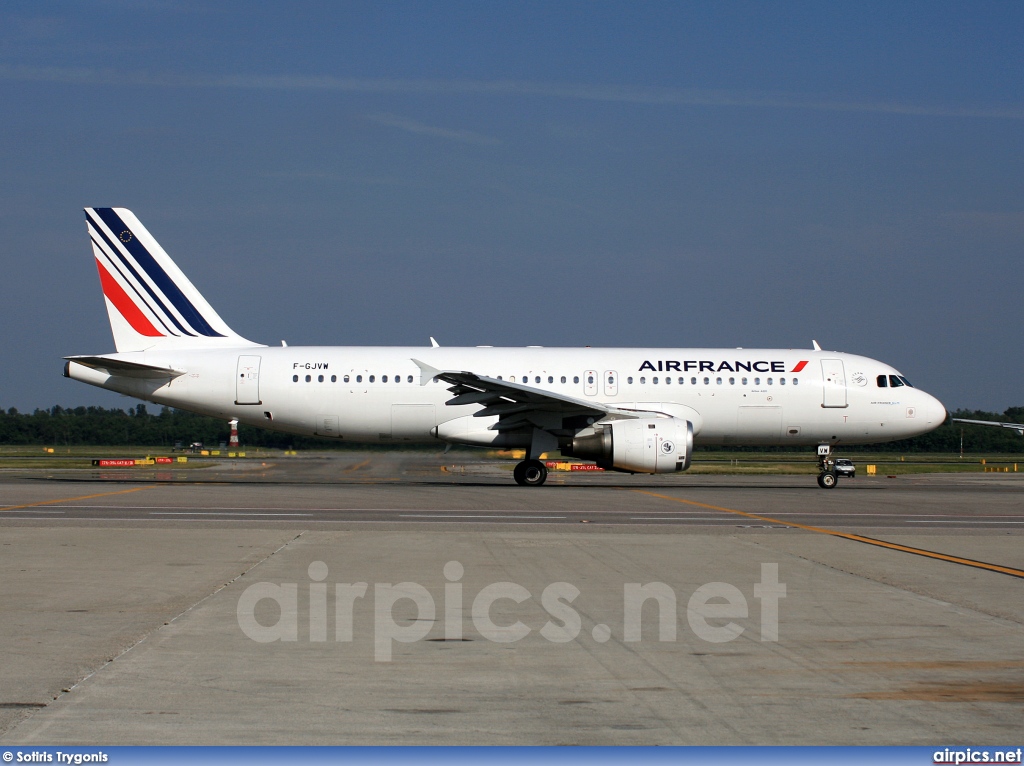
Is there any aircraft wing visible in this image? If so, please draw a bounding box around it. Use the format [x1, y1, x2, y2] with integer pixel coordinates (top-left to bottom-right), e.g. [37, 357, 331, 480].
[412, 359, 643, 432]
[65, 355, 186, 379]
[952, 418, 1024, 436]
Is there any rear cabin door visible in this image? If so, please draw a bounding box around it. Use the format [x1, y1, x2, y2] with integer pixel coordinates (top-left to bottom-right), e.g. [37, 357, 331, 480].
[235, 355, 262, 405]
[820, 359, 848, 408]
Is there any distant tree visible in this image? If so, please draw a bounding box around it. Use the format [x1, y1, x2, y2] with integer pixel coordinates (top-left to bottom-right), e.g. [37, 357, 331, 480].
[0, 403, 1021, 452]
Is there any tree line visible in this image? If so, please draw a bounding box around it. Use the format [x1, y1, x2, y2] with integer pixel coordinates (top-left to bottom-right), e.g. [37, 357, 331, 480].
[1, 404, 1022, 453]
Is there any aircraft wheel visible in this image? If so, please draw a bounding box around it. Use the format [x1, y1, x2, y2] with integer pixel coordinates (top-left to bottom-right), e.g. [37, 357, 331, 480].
[817, 472, 838, 489]
[514, 459, 548, 487]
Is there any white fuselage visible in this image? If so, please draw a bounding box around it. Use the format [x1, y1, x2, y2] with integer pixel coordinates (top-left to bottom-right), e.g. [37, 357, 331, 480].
[66, 346, 948, 448]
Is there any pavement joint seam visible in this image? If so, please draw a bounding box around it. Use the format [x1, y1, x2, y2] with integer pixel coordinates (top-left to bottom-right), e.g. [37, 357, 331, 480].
[15, 529, 306, 735]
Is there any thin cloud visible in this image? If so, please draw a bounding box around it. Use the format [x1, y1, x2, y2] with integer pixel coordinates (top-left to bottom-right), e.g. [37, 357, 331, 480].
[363, 113, 501, 146]
[1, 64, 1022, 120]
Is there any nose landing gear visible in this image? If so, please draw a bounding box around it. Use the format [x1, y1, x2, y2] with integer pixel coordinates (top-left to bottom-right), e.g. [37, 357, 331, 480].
[816, 444, 838, 489]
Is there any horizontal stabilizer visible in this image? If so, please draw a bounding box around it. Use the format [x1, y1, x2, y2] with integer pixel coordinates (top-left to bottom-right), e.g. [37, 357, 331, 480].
[65, 355, 186, 379]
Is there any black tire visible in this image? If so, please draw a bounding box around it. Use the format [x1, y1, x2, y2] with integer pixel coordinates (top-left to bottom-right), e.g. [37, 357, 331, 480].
[514, 459, 548, 487]
[817, 472, 837, 489]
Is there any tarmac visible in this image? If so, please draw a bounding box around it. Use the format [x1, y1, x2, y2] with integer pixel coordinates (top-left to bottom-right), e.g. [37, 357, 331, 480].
[0, 451, 1021, 744]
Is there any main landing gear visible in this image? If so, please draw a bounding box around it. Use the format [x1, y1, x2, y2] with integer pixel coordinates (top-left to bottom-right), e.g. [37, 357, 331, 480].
[816, 444, 838, 489]
[514, 459, 548, 486]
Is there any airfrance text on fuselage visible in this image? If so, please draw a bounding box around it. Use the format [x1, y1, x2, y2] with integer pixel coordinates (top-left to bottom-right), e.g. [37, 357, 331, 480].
[639, 360, 808, 373]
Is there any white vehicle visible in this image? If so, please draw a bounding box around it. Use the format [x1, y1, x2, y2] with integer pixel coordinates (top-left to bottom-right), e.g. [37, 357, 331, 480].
[65, 208, 948, 488]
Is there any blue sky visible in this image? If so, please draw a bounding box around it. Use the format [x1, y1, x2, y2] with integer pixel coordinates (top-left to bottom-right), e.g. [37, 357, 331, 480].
[1, 1, 1021, 412]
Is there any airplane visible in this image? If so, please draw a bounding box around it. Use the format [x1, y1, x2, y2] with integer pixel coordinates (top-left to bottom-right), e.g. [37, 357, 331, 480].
[64, 207, 949, 488]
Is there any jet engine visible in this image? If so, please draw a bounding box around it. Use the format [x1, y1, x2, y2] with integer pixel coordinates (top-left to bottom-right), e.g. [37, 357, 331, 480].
[562, 417, 693, 473]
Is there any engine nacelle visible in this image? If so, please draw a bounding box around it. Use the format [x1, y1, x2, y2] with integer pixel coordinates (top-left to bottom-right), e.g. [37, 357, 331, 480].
[563, 416, 693, 473]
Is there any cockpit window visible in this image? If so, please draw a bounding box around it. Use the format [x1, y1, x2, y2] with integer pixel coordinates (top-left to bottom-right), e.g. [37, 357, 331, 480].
[898, 376, 913, 388]
[888, 375, 904, 388]
[876, 375, 887, 387]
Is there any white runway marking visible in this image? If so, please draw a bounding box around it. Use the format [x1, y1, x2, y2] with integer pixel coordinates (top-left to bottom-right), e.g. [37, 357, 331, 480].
[399, 514, 567, 519]
[907, 520, 1024, 524]
[149, 512, 315, 517]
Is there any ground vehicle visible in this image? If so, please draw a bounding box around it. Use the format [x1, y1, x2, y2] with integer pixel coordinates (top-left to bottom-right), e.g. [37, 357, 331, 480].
[833, 458, 856, 478]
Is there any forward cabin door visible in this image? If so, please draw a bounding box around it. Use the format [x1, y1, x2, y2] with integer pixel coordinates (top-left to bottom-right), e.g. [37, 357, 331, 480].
[235, 355, 262, 405]
[820, 359, 848, 408]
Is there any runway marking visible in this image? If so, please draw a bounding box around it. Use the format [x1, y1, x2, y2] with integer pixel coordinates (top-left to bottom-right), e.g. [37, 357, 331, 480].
[631, 517, 744, 521]
[399, 514, 567, 519]
[632, 489, 1024, 580]
[0, 486, 156, 513]
[149, 512, 315, 517]
[907, 520, 1024, 524]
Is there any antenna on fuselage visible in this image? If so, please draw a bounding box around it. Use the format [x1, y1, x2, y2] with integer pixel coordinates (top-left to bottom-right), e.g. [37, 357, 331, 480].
[430, 337, 440, 348]
[812, 340, 821, 351]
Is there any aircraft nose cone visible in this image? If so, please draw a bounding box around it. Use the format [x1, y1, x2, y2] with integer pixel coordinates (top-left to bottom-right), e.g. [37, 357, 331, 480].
[923, 393, 947, 425]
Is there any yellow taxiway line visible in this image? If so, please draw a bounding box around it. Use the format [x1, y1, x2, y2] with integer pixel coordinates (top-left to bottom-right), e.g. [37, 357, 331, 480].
[632, 489, 1024, 580]
[0, 486, 157, 513]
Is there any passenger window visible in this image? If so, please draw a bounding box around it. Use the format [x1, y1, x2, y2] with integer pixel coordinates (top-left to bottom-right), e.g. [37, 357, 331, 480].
[665, 377, 671, 385]
[716, 377, 722, 385]
[678, 377, 684, 385]
[780, 378, 786, 385]
[382, 375, 388, 383]
[741, 377, 747, 385]
[587, 375, 594, 384]
[877, 375, 887, 387]
[574, 376, 580, 384]
[889, 375, 904, 388]
[292, 375, 298, 382]
[728, 377, 735, 385]
[548, 376, 553, 384]
[356, 375, 362, 383]
[331, 375, 337, 383]
[767, 378, 773, 385]
[533, 376, 539, 383]
[305, 375, 311, 382]
[754, 377, 760, 385]
[691, 377, 697, 385]
[497, 376, 503, 380]
[318, 374, 324, 382]
[640, 377, 646, 384]
[793, 378, 799, 386]
[703, 377, 709, 385]
[369, 375, 375, 383]
[407, 375, 413, 383]
[344, 375, 350, 383]
[560, 376, 566, 384]
[627, 377, 633, 384]
[394, 375, 400, 383]
[522, 376, 528, 384]
[653, 377, 659, 384]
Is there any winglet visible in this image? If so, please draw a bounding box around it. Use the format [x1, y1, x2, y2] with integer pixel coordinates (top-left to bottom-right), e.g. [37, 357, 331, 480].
[429, 337, 440, 348]
[812, 340, 822, 351]
[411, 358, 443, 386]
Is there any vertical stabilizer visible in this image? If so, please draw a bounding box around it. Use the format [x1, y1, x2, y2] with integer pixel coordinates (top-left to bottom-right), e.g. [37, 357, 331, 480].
[85, 207, 261, 352]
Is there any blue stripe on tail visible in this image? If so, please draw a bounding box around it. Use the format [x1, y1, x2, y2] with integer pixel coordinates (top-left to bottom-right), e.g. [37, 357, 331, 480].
[87, 213, 193, 336]
[92, 208, 224, 338]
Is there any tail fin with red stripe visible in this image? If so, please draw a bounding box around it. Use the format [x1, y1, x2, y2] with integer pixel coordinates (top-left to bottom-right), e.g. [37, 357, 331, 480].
[85, 208, 261, 352]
